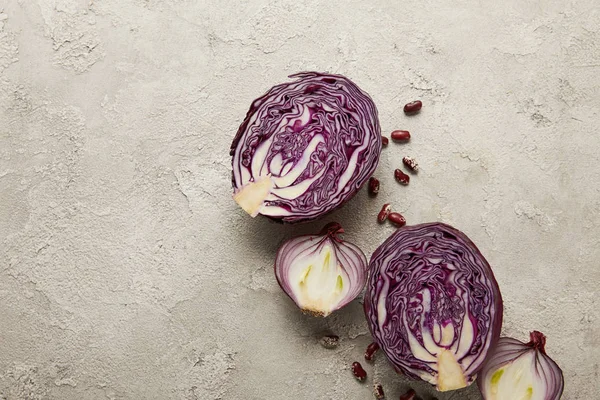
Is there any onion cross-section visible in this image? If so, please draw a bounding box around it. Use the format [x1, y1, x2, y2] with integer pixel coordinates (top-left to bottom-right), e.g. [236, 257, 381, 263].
[275, 222, 368, 316]
[477, 331, 564, 400]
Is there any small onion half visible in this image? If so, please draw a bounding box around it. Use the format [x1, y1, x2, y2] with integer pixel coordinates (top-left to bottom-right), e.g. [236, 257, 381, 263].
[477, 331, 564, 400]
[364, 223, 503, 392]
[275, 222, 367, 317]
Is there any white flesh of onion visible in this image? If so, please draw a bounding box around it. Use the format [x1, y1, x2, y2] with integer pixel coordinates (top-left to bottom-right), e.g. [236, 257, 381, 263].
[287, 244, 349, 316]
[481, 353, 543, 400]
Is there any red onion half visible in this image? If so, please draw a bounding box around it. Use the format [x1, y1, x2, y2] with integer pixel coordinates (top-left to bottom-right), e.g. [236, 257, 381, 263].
[364, 223, 503, 392]
[275, 222, 367, 316]
[477, 331, 564, 400]
[230, 72, 381, 223]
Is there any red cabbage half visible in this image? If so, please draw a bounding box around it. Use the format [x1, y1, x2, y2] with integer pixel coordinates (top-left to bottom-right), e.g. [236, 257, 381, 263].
[230, 72, 381, 223]
[364, 223, 503, 392]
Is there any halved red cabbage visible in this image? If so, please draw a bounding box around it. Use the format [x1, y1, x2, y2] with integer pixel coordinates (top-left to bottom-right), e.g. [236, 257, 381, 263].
[364, 223, 503, 392]
[230, 72, 381, 223]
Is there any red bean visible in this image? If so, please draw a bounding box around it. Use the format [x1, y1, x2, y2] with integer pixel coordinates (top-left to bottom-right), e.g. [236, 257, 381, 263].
[388, 212, 406, 227]
[319, 335, 339, 349]
[402, 156, 418, 172]
[373, 383, 385, 399]
[364, 342, 380, 361]
[377, 203, 391, 223]
[403, 100, 422, 114]
[399, 389, 418, 400]
[391, 130, 410, 141]
[351, 361, 367, 381]
[368, 177, 380, 195]
[394, 169, 410, 185]
[381, 136, 389, 146]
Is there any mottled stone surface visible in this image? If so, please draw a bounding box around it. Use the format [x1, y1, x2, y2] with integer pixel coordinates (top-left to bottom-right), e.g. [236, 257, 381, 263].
[1, 0, 598, 399]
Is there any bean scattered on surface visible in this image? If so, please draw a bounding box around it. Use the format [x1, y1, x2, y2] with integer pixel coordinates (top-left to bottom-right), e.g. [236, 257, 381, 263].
[388, 212, 406, 227]
[402, 156, 418, 172]
[391, 130, 411, 141]
[351, 361, 367, 382]
[381, 136, 389, 146]
[394, 169, 410, 185]
[373, 383, 385, 399]
[319, 335, 339, 349]
[368, 177, 380, 195]
[399, 389, 419, 400]
[377, 203, 392, 223]
[403, 100, 422, 114]
[365, 342, 380, 361]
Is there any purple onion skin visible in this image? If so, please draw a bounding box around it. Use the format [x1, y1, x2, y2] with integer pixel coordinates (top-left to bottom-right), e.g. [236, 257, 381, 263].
[477, 331, 564, 399]
[274, 222, 368, 317]
[364, 223, 503, 391]
[231, 72, 381, 223]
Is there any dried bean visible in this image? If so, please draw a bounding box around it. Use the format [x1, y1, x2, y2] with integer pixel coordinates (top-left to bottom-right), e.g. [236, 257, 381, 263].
[381, 136, 389, 146]
[388, 212, 406, 227]
[365, 342, 380, 361]
[391, 130, 410, 141]
[319, 335, 339, 349]
[373, 383, 385, 399]
[403, 100, 422, 114]
[377, 203, 391, 223]
[402, 156, 418, 172]
[351, 361, 367, 382]
[368, 177, 380, 195]
[394, 169, 410, 185]
[399, 389, 420, 400]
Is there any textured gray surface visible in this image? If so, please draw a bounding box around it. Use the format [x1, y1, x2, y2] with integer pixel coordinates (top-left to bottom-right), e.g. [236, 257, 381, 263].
[1, 0, 599, 399]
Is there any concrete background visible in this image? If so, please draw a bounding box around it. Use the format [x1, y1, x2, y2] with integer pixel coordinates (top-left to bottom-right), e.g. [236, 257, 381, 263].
[1, 0, 598, 399]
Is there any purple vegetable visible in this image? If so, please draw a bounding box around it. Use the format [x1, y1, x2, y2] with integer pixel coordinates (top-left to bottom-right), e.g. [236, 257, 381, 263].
[231, 72, 381, 223]
[477, 331, 564, 400]
[275, 222, 367, 316]
[364, 223, 503, 392]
